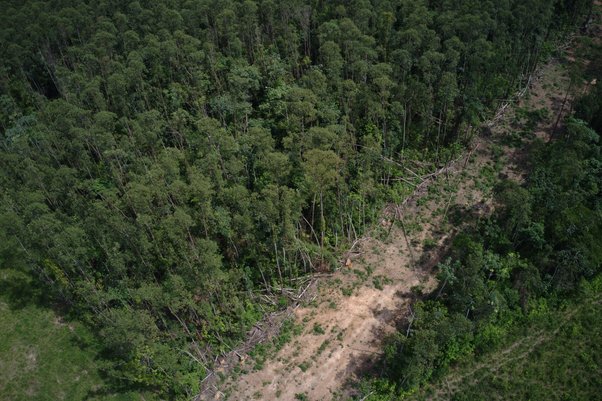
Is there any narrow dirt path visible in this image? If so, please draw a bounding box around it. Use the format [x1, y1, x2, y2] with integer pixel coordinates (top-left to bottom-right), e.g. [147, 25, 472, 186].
[426, 295, 602, 401]
[204, 43, 577, 401]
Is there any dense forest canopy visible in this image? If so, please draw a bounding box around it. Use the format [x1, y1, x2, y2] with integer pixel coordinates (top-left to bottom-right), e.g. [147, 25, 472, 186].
[0, 0, 594, 398]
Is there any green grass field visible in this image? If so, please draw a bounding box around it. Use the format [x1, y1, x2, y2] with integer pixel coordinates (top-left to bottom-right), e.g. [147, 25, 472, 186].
[0, 269, 152, 401]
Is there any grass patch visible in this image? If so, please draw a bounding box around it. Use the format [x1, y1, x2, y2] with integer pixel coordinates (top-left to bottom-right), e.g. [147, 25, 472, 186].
[0, 269, 151, 401]
[298, 361, 311, 372]
[341, 287, 353, 297]
[317, 340, 330, 355]
[312, 323, 325, 335]
[372, 276, 384, 290]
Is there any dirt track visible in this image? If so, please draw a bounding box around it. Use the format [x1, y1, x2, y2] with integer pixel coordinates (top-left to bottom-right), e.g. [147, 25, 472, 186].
[212, 141, 502, 400]
[204, 44, 576, 401]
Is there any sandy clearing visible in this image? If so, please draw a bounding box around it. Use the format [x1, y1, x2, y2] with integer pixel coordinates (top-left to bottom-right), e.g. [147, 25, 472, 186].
[225, 226, 439, 400]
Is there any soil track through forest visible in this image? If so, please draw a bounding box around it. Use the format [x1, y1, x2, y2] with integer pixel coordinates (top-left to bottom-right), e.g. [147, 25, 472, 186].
[425, 295, 602, 401]
[200, 34, 582, 401]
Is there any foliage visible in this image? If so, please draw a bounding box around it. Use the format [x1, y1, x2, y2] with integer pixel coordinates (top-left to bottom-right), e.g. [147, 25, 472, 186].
[412, 281, 602, 401]
[362, 108, 602, 397]
[0, 269, 156, 401]
[0, 0, 594, 398]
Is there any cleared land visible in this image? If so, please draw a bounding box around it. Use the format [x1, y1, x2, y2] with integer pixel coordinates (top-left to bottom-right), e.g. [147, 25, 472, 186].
[207, 47, 576, 401]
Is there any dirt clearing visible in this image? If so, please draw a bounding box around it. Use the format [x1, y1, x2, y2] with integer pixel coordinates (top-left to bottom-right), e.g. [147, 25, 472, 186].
[202, 46, 577, 401]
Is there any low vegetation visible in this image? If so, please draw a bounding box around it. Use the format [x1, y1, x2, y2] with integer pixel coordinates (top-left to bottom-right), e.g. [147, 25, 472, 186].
[359, 73, 602, 400]
[0, 269, 154, 401]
